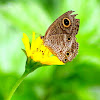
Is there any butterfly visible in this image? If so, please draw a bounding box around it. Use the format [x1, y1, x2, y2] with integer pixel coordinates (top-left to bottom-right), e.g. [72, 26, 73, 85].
[41, 11, 80, 63]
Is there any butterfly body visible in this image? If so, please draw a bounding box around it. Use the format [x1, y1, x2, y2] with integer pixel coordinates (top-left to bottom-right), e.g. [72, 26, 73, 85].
[42, 11, 80, 63]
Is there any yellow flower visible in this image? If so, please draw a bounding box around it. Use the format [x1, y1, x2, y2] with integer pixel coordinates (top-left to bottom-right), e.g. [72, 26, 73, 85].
[22, 32, 64, 65]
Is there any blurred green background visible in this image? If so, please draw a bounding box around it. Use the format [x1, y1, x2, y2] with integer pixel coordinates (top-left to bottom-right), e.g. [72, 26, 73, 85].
[0, 0, 100, 100]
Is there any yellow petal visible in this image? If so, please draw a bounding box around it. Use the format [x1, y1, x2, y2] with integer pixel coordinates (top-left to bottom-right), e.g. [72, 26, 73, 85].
[40, 56, 64, 65]
[22, 33, 64, 65]
[22, 33, 31, 57]
[31, 32, 35, 52]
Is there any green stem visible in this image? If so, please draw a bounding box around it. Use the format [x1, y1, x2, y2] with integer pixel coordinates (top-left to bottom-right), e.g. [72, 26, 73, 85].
[6, 57, 43, 100]
[7, 71, 29, 100]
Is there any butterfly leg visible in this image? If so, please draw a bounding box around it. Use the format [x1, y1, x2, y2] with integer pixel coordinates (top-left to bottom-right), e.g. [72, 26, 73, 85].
[40, 36, 44, 39]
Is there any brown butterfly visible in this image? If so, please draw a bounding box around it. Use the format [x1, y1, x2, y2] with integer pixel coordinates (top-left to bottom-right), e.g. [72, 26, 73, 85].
[41, 11, 80, 63]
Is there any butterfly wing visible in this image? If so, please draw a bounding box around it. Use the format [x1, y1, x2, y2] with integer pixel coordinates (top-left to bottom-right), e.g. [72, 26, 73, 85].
[43, 11, 80, 63]
[43, 33, 78, 63]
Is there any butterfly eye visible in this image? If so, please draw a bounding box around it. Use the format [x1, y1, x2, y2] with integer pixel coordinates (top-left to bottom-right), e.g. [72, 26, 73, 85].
[63, 18, 71, 27]
[65, 58, 67, 62]
[66, 52, 70, 56]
